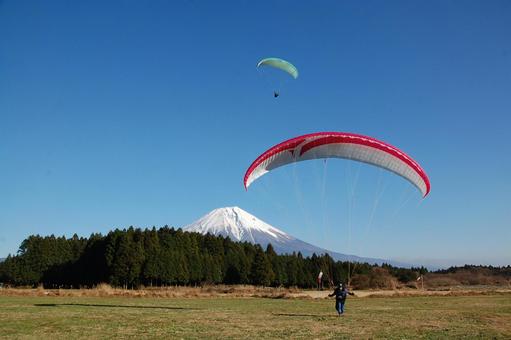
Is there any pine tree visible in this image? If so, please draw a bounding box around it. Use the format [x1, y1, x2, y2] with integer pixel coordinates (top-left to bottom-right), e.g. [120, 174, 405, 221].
[250, 245, 274, 286]
[142, 228, 161, 286]
[224, 241, 250, 284]
[187, 234, 202, 285]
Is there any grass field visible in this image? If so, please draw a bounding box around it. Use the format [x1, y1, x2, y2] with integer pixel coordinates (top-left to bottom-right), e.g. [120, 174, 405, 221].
[1, 293, 510, 339]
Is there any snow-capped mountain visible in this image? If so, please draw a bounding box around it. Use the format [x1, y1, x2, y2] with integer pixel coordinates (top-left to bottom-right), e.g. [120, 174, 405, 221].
[184, 206, 294, 246]
[183, 207, 406, 266]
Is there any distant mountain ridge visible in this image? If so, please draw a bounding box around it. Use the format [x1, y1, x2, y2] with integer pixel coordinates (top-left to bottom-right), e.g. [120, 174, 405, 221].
[183, 207, 410, 267]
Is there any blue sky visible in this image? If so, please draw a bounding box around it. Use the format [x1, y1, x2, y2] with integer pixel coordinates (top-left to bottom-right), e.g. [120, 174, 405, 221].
[1, 1, 510, 267]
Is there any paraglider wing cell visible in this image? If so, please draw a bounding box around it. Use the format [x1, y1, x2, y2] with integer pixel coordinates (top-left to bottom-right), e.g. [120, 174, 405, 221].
[243, 132, 430, 197]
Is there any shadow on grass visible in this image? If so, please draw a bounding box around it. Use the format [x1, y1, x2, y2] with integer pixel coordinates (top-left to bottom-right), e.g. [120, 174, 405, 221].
[34, 303, 200, 310]
[273, 313, 337, 318]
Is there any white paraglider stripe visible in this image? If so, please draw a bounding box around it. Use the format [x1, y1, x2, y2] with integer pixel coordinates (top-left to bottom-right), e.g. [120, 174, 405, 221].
[245, 134, 429, 198]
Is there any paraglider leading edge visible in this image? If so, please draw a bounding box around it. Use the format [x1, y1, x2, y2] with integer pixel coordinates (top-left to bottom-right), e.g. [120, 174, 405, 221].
[243, 131, 430, 197]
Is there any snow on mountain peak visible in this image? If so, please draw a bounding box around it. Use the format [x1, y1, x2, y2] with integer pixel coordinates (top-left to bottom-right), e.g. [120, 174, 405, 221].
[183, 206, 293, 243]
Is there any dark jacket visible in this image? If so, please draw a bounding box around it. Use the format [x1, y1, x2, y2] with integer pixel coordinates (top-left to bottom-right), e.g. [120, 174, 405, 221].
[329, 287, 353, 302]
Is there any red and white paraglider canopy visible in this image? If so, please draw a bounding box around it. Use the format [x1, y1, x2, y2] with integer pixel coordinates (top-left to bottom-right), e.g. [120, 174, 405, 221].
[244, 132, 430, 197]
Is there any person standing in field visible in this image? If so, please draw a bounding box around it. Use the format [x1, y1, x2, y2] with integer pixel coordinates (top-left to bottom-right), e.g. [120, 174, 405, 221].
[329, 283, 354, 316]
[317, 271, 324, 290]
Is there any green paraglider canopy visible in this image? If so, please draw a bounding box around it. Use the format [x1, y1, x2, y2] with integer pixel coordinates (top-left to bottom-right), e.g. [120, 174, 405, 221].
[257, 57, 299, 79]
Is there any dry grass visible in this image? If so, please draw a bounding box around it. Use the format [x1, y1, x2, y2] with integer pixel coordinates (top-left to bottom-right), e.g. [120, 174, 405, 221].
[2, 284, 510, 301]
[0, 284, 302, 299]
[425, 271, 510, 287]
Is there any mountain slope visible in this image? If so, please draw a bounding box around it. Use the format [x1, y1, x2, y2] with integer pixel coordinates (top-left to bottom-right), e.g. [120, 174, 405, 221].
[183, 207, 406, 266]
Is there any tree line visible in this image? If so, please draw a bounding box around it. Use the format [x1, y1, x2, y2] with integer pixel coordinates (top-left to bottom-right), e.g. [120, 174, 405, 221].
[0, 226, 429, 289]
